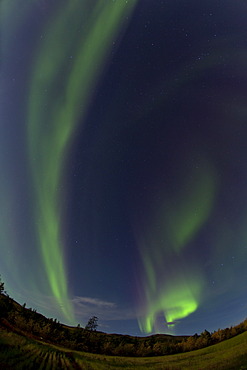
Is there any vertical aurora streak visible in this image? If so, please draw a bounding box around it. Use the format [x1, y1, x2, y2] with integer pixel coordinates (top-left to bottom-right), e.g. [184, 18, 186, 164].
[133, 46, 247, 333]
[137, 162, 217, 333]
[2, 0, 247, 337]
[27, 0, 138, 322]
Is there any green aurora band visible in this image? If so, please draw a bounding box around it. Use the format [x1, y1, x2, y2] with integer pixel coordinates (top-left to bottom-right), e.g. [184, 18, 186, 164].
[3, 0, 246, 335]
[137, 163, 217, 333]
[134, 43, 247, 334]
[27, 0, 138, 322]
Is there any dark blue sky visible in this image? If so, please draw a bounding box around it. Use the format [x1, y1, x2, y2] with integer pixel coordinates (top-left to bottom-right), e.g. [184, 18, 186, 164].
[1, 0, 247, 336]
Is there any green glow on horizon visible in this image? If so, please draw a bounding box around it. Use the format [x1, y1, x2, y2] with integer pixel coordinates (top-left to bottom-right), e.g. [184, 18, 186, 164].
[139, 277, 201, 333]
[27, 0, 138, 322]
[138, 162, 217, 333]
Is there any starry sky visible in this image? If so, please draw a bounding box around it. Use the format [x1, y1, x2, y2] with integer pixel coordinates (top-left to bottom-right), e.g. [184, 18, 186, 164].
[1, 0, 247, 336]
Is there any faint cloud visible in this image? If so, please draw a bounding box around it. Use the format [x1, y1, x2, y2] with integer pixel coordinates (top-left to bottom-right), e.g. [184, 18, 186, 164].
[72, 295, 136, 322]
[12, 289, 136, 327]
[72, 296, 116, 308]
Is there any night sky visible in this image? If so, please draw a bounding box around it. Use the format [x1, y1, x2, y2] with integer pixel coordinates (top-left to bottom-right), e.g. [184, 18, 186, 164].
[1, 0, 247, 336]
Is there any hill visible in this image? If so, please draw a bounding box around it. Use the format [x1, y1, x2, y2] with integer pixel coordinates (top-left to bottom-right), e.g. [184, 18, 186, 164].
[1, 291, 247, 368]
[1, 325, 247, 369]
[0, 292, 187, 356]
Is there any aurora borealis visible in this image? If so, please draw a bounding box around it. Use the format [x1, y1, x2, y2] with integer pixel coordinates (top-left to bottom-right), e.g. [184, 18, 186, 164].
[27, 0, 138, 324]
[1, 0, 247, 336]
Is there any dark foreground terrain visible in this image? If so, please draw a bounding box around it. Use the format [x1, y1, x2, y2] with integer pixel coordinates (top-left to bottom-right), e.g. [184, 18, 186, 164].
[1, 326, 247, 369]
[1, 290, 247, 368]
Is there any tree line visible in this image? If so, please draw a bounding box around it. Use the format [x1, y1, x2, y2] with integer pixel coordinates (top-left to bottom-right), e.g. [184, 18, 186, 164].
[0, 276, 247, 357]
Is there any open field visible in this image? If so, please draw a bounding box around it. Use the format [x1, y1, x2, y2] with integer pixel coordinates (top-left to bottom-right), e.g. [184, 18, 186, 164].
[1, 327, 247, 369]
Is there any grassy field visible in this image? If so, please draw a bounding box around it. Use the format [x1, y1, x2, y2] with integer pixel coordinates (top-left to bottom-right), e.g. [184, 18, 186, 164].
[1, 327, 247, 369]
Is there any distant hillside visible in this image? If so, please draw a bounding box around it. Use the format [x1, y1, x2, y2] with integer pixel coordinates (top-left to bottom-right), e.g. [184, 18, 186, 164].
[0, 292, 187, 356]
[1, 325, 247, 369]
[0, 290, 247, 358]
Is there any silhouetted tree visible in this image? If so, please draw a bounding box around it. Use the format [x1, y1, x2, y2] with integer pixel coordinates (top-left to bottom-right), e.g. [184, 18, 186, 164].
[0, 275, 4, 294]
[85, 316, 98, 331]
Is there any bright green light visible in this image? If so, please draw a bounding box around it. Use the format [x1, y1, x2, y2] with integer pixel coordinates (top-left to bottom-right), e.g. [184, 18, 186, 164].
[139, 276, 201, 333]
[27, 0, 138, 322]
[138, 162, 217, 333]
